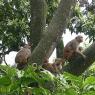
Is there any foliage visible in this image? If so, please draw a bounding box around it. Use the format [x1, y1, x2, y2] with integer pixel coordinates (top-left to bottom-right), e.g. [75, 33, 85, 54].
[0, 0, 30, 52]
[68, 1, 95, 42]
[83, 62, 95, 78]
[46, 0, 60, 24]
[1, 64, 95, 95]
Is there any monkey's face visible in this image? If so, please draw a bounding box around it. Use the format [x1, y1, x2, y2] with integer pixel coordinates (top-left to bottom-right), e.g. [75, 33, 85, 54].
[76, 35, 83, 43]
[54, 59, 63, 70]
[55, 62, 62, 70]
[24, 44, 31, 49]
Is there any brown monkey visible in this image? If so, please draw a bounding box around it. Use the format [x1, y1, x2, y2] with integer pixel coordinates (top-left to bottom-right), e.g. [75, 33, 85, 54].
[42, 58, 63, 74]
[63, 35, 86, 61]
[15, 44, 32, 70]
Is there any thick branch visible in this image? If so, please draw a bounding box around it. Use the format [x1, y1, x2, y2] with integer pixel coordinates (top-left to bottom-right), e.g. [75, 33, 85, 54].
[64, 42, 95, 76]
[30, 0, 76, 65]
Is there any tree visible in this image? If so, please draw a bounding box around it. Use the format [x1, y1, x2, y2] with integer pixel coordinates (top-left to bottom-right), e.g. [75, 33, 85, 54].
[29, 0, 76, 65]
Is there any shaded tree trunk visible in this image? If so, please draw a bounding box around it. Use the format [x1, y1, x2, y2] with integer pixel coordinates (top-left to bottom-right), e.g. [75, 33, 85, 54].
[56, 37, 64, 58]
[30, 0, 47, 50]
[45, 37, 64, 59]
[29, 0, 76, 65]
[46, 42, 56, 58]
[64, 42, 95, 76]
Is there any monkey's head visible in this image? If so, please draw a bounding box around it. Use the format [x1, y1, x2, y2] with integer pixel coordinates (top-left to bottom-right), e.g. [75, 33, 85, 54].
[55, 62, 62, 70]
[54, 58, 64, 70]
[55, 58, 64, 64]
[75, 35, 83, 43]
[24, 44, 32, 49]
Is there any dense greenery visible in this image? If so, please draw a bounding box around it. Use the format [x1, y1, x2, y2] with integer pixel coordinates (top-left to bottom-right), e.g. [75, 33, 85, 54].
[1, 64, 95, 95]
[68, 1, 95, 42]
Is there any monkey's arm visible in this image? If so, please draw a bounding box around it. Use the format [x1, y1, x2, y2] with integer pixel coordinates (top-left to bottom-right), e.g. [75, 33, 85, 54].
[71, 41, 86, 59]
[75, 50, 86, 59]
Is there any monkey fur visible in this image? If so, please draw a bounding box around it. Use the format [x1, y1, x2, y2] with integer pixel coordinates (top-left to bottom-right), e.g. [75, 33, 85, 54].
[63, 35, 86, 61]
[15, 44, 31, 70]
[42, 58, 64, 74]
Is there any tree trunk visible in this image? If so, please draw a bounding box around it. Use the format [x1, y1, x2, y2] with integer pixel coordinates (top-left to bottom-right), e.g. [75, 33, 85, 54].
[45, 37, 64, 59]
[29, 0, 76, 65]
[46, 42, 56, 58]
[56, 37, 64, 58]
[64, 42, 95, 76]
[30, 0, 47, 50]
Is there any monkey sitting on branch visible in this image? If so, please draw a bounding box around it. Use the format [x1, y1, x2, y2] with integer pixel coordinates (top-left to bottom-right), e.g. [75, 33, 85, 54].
[63, 35, 86, 61]
[15, 44, 32, 70]
[42, 58, 64, 74]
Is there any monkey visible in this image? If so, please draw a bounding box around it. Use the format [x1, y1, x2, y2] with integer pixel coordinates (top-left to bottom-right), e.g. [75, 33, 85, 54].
[15, 44, 32, 70]
[42, 58, 64, 74]
[54, 58, 64, 71]
[63, 35, 86, 61]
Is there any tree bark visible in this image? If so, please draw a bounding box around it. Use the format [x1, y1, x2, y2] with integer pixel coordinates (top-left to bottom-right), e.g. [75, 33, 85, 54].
[56, 37, 64, 58]
[45, 37, 64, 59]
[64, 42, 95, 76]
[29, 0, 76, 65]
[30, 0, 47, 50]
[46, 42, 56, 58]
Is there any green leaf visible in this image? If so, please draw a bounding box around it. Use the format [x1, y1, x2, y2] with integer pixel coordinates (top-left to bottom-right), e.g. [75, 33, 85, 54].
[32, 87, 51, 95]
[83, 91, 95, 95]
[38, 70, 54, 81]
[10, 80, 20, 92]
[65, 88, 78, 95]
[21, 76, 37, 86]
[83, 76, 95, 87]
[64, 72, 83, 87]
[0, 76, 11, 86]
